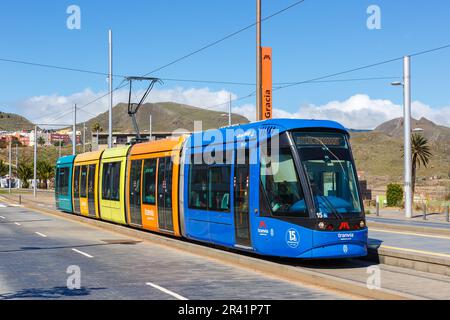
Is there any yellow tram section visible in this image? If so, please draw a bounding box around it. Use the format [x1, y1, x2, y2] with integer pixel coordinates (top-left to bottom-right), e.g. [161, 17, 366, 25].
[99, 145, 131, 225]
[126, 136, 185, 237]
[72, 150, 103, 218]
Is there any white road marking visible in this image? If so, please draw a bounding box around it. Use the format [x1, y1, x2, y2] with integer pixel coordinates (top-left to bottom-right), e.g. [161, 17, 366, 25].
[71, 248, 94, 258]
[14, 222, 21, 226]
[35, 232, 47, 238]
[0, 215, 5, 219]
[146, 282, 188, 300]
[370, 228, 450, 240]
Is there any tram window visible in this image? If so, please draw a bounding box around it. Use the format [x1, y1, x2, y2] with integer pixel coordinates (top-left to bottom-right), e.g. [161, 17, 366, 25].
[188, 153, 231, 212]
[80, 166, 88, 198]
[57, 167, 69, 196]
[143, 159, 157, 205]
[73, 166, 81, 199]
[88, 165, 96, 196]
[260, 147, 307, 217]
[110, 162, 121, 201]
[189, 163, 208, 210]
[208, 166, 230, 212]
[102, 164, 111, 200]
[129, 160, 142, 204]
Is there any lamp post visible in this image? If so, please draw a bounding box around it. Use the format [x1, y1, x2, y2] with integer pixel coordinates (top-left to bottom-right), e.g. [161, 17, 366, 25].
[391, 55, 412, 219]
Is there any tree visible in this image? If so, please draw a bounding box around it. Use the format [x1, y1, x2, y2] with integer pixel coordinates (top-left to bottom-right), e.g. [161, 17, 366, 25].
[402, 133, 433, 196]
[92, 122, 103, 133]
[387, 183, 403, 207]
[0, 160, 8, 177]
[37, 136, 46, 146]
[37, 160, 55, 189]
[17, 163, 33, 189]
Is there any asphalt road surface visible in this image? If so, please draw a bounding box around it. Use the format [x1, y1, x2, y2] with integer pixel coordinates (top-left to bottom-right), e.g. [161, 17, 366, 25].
[0, 204, 344, 300]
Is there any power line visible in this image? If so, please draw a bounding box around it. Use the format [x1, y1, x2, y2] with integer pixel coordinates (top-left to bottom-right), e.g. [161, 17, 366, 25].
[141, 0, 306, 76]
[0, 57, 126, 78]
[275, 43, 450, 92]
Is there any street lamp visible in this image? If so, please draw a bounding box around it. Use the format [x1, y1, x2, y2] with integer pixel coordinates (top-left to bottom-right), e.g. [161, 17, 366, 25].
[390, 56, 412, 219]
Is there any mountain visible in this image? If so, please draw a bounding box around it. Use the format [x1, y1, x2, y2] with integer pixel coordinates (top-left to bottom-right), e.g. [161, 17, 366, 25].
[0, 111, 35, 131]
[374, 117, 450, 143]
[351, 117, 450, 189]
[83, 102, 249, 134]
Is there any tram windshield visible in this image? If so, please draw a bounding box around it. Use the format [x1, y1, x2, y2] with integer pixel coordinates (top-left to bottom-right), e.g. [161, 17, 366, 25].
[260, 144, 308, 218]
[293, 132, 362, 217]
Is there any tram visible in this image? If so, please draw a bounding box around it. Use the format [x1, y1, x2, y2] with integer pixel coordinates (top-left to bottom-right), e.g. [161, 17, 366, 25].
[55, 119, 368, 259]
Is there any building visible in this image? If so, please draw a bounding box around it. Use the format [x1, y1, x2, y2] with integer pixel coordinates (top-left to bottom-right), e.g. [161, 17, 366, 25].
[92, 131, 191, 149]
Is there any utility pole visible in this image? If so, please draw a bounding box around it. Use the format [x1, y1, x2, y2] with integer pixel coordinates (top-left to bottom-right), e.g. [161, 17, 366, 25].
[256, 0, 262, 122]
[108, 29, 113, 148]
[149, 114, 152, 141]
[73, 104, 77, 156]
[15, 144, 18, 189]
[33, 125, 37, 198]
[83, 122, 86, 153]
[403, 56, 413, 219]
[229, 93, 232, 126]
[8, 140, 12, 194]
[59, 139, 62, 159]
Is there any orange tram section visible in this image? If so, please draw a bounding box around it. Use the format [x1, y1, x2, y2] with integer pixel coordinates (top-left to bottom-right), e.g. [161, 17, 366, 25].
[69, 136, 185, 238]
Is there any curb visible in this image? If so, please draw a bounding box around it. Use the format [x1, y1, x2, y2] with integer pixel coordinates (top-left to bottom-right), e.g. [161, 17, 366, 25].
[367, 220, 450, 237]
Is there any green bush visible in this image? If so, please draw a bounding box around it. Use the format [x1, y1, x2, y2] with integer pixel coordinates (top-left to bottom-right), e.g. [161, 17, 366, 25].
[387, 183, 404, 207]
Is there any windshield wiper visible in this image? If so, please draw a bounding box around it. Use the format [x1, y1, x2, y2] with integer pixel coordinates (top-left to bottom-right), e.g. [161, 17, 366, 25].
[318, 194, 343, 220]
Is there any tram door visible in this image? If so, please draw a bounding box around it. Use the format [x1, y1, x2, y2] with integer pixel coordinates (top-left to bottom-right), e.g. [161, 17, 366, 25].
[129, 160, 143, 226]
[157, 157, 173, 232]
[87, 164, 97, 217]
[73, 166, 81, 214]
[234, 148, 252, 248]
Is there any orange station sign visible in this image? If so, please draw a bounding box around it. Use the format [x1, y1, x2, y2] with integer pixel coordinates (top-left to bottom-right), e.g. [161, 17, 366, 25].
[261, 47, 272, 120]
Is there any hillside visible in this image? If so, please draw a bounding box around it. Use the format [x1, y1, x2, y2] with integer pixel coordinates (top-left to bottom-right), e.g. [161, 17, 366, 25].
[83, 102, 249, 134]
[375, 117, 450, 144]
[351, 117, 450, 191]
[0, 111, 35, 131]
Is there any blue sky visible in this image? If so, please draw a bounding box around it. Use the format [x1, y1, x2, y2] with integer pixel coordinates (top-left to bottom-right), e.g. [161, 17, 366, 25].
[0, 0, 449, 128]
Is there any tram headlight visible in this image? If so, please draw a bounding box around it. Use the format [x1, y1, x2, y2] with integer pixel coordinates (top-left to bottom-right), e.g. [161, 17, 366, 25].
[318, 222, 326, 230]
[359, 220, 366, 229]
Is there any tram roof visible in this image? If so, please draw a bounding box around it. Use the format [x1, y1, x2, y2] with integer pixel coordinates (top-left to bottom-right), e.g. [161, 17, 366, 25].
[56, 155, 75, 166]
[101, 145, 131, 160]
[185, 118, 348, 146]
[74, 150, 104, 164]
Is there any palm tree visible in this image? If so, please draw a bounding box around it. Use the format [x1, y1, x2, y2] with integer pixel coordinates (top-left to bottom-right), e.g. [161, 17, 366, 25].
[92, 122, 103, 133]
[17, 163, 33, 189]
[402, 133, 433, 195]
[37, 136, 46, 146]
[37, 160, 55, 189]
[0, 160, 8, 177]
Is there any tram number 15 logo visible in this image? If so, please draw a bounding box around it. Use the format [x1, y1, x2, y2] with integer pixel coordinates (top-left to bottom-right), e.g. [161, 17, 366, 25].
[286, 229, 300, 249]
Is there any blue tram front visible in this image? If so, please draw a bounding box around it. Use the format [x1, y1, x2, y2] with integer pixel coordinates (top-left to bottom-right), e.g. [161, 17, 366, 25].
[180, 119, 368, 259]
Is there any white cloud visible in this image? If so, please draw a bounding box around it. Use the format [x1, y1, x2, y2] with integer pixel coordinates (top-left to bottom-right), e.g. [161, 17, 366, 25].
[14, 87, 237, 127]
[267, 94, 450, 130]
[13, 89, 450, 130]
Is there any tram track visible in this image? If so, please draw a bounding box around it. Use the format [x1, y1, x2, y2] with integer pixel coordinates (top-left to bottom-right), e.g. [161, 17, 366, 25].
[3, 194, 445, 300]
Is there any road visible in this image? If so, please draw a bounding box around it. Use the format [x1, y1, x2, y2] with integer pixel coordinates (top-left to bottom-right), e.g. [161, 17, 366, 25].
[0, 203, 344, 300]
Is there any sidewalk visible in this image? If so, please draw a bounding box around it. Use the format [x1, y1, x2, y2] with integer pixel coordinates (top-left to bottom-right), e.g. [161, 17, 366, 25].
[367, 208, 450, 225]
